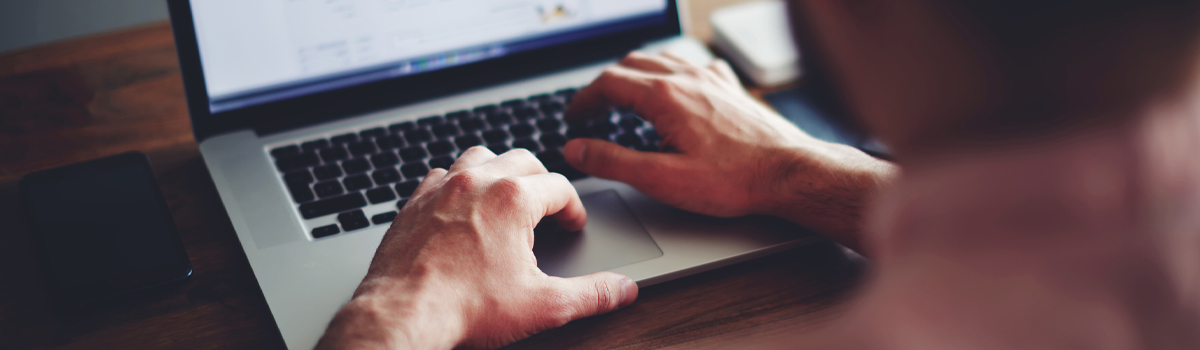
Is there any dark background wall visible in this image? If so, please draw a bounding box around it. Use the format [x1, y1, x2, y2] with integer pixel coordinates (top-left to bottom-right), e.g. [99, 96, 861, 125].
[0, 0, 169, 53]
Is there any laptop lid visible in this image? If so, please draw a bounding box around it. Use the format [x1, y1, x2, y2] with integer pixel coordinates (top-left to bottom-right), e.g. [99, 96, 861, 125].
[167, 0, 682, 142]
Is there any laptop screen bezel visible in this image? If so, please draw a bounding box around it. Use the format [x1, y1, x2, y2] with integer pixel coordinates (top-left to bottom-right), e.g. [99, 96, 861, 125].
[168, 0, 682, 141]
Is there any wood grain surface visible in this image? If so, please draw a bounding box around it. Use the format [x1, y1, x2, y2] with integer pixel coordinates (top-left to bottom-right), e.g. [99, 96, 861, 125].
[0, 2, 864, 348]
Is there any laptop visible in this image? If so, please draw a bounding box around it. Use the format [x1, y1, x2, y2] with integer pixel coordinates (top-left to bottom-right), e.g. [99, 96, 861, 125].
[167, 1, 818, 348]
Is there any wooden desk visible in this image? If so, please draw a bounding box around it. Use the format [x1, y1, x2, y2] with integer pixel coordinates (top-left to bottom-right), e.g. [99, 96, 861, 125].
[0, 3, 863, 349]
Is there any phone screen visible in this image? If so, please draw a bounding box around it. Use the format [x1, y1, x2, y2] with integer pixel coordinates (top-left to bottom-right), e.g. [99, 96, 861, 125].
[23, 154, 190, 303]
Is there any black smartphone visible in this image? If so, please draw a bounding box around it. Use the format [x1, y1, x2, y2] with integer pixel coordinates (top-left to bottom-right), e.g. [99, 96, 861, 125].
[20, 152, 192, 312]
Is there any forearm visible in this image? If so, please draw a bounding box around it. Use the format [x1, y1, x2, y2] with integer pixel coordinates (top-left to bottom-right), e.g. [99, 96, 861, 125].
[316, 277, 466, 350]
[763, 144, 897, 255]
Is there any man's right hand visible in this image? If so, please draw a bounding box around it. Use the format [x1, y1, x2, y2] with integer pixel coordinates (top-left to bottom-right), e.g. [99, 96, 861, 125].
[564, 51, 895, 252]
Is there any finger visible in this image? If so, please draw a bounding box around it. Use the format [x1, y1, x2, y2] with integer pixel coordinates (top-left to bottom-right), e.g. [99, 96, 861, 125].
[619, 51, 680, 74]
[565, 65, 658, 123]
[411, 168, 448, 199]
[520, 173, 586, 232]
[448, 146, 497, 174]
[660, 50, 694, 66]
[541, 272, 638, 324]
[563, 138, 683, 188]
[709, 59, 740, 84]
[479, 149, 549, 177]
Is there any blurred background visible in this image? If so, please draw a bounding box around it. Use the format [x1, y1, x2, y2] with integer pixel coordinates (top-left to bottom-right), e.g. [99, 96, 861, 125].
[0, 0, 169, 53]
[0, 0, 746, 55]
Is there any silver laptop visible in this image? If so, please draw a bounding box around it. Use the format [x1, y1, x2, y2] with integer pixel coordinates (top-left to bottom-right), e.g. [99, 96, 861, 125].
[167, 1, 818, 348]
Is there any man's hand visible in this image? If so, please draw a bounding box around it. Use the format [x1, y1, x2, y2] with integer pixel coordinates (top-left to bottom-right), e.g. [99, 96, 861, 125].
[565, 52, 895, 252]
[316, 147, 637, 350]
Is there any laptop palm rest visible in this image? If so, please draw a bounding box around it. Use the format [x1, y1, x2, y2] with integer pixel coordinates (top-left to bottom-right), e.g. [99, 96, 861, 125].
[533, 190, 663, 278]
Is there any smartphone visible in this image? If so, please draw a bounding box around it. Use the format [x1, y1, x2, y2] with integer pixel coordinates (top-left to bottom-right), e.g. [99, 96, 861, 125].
[20, 152, 192, 312]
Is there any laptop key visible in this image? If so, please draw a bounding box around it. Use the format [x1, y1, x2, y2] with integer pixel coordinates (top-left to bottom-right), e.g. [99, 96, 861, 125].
[372, 168, 402, 184]
[488, 143, 510, 154]
[299, 192, 367, 219]
[366, 187, 397, 204]
[417, 116, 445, 126]
[399, 146, 428, 162]
[372, 211, 399, 225]
[540, 102, 565, 116]
[540, 133, 568, 148]
[427, 140, 455, 156]
[360, 127, 387, 139]
[487, 112, 515, 127]
[331, 133, 359, 144]
[338, 210, 371, 232]
[529, 94, 553, 103]
[343, 174, 374, 191]
[276, 153, 320, 172]
[394, 180, 420, 198]
[347, 141, 377, 156]
[510, 123, 536, 138]
[283, 170, 314, 186]
[405, 129, 433, 144]
[389, 121, 416, 133]
[314, 180, 345, 198]
[446, 110, 472, 120]
[375, 135, 404, 150]
[397, 198, 410, 210]
[512, 138, 541, 152]
[312, 224, 341, 239]
[500, 99, 526, 109]
[514, 107, 540, 120]
[320, 147, 349, 163]
[313, 165, 343, 181]
[301, 139, 331, 151]
[537, 150, 565, 165]
[617, 133, 645, 148]
[455, 134, 483, 149]
[619, 116, 644, 131]
[371, 152, 401, 168]
[271, 145, 301, 158]
[537, 118, 562, 133]
[432, 124, 460, 139]
[482, 129, 510, 144]
[401, 163, 431, 179]
[590, 122, 619, 140]
[342, 158, 372, 174]
[288, 183, 316, 203]
[548, 163, 589, 181]
[642, 129, 661, 143]
[429, 156, 454, 170]
[555, 88, 577, 102]
[459, 117, 487, 132]
[473, 105, 499, 115]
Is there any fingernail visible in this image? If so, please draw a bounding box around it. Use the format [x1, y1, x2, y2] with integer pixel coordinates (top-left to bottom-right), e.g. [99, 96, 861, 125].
[565, 140, 587, 166]
[619, 277, 638, 308]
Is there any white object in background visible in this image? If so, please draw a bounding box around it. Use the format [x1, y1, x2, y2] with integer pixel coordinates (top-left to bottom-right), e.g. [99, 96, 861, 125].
[710, 0, 801, 87]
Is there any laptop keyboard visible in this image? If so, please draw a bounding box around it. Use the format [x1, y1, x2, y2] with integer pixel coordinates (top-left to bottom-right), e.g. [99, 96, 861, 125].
[267, 87, 662, 239]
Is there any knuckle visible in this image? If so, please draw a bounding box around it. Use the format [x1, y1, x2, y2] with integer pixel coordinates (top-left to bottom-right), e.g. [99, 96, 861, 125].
[444, 169, 484, 191]
[464, 145, 492, 156]
[508, 147, 535, 159]
[491, 176, 528, 200]
[598, 67, 622, 82]
[592, 278, 617, 311]
[649, 77, 676, 95]
[545, 172, 570, 185]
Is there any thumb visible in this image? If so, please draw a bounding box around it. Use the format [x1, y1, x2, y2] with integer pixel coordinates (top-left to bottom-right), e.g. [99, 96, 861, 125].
[548, 272, 638, 322]
[564, 138, 675, 184]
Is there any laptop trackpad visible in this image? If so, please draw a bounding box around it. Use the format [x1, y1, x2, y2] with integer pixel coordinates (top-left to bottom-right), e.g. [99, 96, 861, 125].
[533, 190, 663, 278]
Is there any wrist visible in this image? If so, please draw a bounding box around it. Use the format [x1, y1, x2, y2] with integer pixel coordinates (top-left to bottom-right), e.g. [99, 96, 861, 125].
[317, 276, 467, 350]
[757, 142, 896, 251]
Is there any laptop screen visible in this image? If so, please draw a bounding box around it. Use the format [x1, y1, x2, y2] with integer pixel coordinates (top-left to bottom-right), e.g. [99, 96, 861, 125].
[188, 0, 670, 113]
